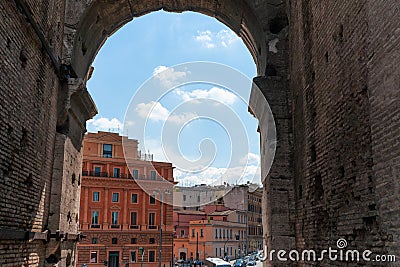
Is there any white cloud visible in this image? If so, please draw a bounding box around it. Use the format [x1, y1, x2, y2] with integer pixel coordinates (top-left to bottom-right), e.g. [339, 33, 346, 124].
[194, 30, 215, 48]
[217, 29, 240, 47]
[174, 163, 261, 187]
[136, 101, 198, 124]
[153, 66, 189, 88]
[175, 87, 238, 105]
[194, 29, 240, 49]
[136, 101, 170, 122]
[240, 152, 260, 165]
[142, 139, 168, 162]
[87, 117, 123, 132]
[153, 66, 169, 75]
[167, 112, 198, 125]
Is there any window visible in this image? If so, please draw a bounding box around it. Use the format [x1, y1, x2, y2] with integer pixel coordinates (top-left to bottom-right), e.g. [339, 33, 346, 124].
[223, 229, 225, 239]
[112, 192, 119, 202]
[149, 238, 155, 244]
[149, 213, 155, 226]
[131, 238, 137, 244]
[230, 229, 233, 239]
[219, 228, 221, 238]
[112, 238, 118, 244]
[149, 251, 155, 262]
[111, 211, 119, 225]
[92, 238, 98, 244]
[103, 144, 112, 158]
[215, 229, 218, 238]
[200, 229, 204, 237]
[90, 251, 98, 263]
[215, 248, 218, 257]
[130, 251, 137, 263]
[191, 229, 195, 237]
[150, 171, 156, 180]
[180, 230, 185, 237]
[183, 195, 186, 201]
[93, 192, 99, 202]
[197, 195, 200, 202]
[131, 193, 138, 203]
[94, 166, 101, 176]
[130, 212, 137, 225]
[150, 195, 156, 204]
[113, 168, 120, 178]
[91, 211, 99, 225]
[132, 169, 138, 179]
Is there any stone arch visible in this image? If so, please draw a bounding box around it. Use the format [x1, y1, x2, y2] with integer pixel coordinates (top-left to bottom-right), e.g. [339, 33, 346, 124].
[65, 0, 267, 79]
[61, 1, 295, 266]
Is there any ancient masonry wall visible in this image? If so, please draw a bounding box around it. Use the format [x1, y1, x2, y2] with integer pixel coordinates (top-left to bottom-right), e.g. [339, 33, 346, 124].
[0, 0, 399, 266]
[287, 0, 400, 265]
[0, 0, 96, 266]
[0, 0, 63, 265]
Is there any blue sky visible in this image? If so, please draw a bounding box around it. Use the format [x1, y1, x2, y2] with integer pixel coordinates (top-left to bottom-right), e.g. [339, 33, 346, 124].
[86, 10, 260, 186]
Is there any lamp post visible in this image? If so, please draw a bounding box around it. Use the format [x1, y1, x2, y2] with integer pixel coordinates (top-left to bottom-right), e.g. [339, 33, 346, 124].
[223, 238, 229, 260]
[196, 231, 199, 265]
[235, 234, 240, 259]
[159, 192, 163, 267]
[153, 190, 171, 267]
[238, 204, 248, 256]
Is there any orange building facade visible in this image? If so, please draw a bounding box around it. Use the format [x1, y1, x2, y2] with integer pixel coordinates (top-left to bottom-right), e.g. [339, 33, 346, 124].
[173, 206, 247, 262]
[77, 132, 175, 267]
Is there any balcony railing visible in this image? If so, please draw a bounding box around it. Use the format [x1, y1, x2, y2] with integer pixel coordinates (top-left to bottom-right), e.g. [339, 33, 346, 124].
[82, 170, 165, 181]
[83, 224, 167, 231]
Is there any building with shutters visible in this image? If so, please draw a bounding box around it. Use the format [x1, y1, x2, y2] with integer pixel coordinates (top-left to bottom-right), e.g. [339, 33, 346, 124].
[77, 132, 175, 267]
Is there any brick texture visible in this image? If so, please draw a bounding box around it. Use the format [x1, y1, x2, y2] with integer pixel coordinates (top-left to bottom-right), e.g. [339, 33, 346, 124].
[0, 0, 399, 266]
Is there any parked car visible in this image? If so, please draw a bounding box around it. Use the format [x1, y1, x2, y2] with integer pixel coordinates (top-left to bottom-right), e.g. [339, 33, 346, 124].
[247, 259, 256, 266]
[194, 259, 204, 266]
[234, 259, 246, 267]
[175, 260, 192, 267]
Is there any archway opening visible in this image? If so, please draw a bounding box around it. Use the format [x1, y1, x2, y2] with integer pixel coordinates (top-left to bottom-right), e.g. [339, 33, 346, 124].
[71, 3, 272, 264]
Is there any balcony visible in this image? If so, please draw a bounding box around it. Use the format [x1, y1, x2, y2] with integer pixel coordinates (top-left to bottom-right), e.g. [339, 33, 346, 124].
[82, 170, 165, 181]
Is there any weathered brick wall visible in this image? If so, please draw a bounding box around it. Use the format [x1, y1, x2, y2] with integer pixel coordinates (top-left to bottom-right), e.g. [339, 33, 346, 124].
[366, 0, 400, 261]
[0, 0, 62, 265]
[0, 0, 399, 266]
[288, 0, 399, 265]
[0, 0, 95, 266]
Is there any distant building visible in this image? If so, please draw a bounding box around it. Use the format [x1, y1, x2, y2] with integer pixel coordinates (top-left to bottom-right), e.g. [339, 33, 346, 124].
[77, 132, 175, 267]
[247, 188, 263, 252]
[174, 185, 231, 209]
[173, 205, 247, 261]
[173, 183, 263, 258]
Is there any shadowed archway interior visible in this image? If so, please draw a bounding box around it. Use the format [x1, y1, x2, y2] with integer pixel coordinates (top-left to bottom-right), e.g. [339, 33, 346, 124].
[1, 0, 399, 266]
